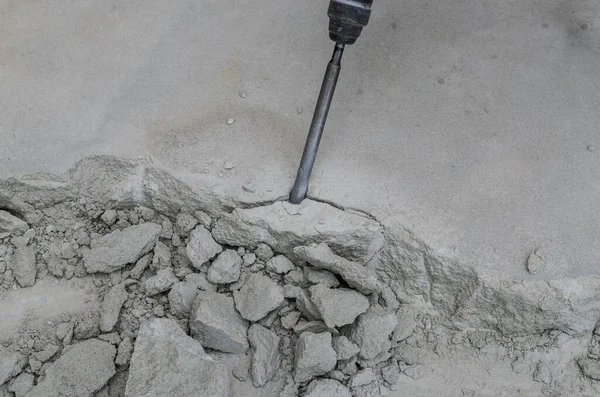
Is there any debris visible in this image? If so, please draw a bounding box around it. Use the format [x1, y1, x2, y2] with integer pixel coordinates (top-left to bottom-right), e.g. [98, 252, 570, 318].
[74, 312, 101, 340]
[100, 210, 117, 226]
[588, 145, 596, 152]
[350, 305, 397, 360]
[381, 361, 400, 385]
[333, 336, 360, 360]
[129, 253, 152, 279]
[255, 243, 274, 262]
[151, 241, 171, 269]
[350, 368, 375, 387]
[293, 320, 330, 335]
[7, 372, 34, 396]
[309, 284, 369, 328]
[223, 162, 236, 170]
[175, 212, 198, 236]
[305, 379, 351, 397]
[168, 281, 199, 318]
[248, 324, 282, 387]
[189, 291, 249, 354]
[115, 337, 133, 367]
[227, 117, 235, 125]
[186, 226, 223, 270]
[243, 253, 256, 266]
[185, 272, 218, 292]
[207, 250, 242, 284]
[0, 211, 28, 235]
[239, 91, 247, 98]
[285, 285, 322, 321]
[83, 223, 161, 273]
[0, 348, 23, 385]
[294, 243, 381, 294]
[266, 255, 295, 274]
[28, 339, 116, 397]
[34, 344, 59, 363]
[212, 213, 278, 248]
[234, 273, 284, 322]
[526, 249, 544, 275]
[294, 331, 337, 382]
[304, 267, 340, 287]
[125, 318, 229, 396]
[143, 268, 178, 295]
[11, 245, 36, 287]
[100, 284, 128, 332]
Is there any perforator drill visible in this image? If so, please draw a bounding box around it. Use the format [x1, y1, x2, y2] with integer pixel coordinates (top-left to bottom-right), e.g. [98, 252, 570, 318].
[289, 0, 373, 204]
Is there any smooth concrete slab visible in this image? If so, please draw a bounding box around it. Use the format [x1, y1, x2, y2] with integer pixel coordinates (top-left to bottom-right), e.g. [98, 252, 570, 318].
[1, 0, 599, 280]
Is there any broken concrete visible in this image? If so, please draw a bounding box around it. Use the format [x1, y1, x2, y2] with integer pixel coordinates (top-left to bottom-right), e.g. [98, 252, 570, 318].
[186, 225, 223, 269]
[83, 223, 161, 273]
[11, 245, 36, 287]
[190, 291, 249, 354]
[207, 249, 242, 284]
[350, 305, 398, 360]
[168, 281, 199, 318]
[126, 318, 229, 397]
[7, 372, 34, 397]
[0, 349, 23, 386]
[294, 332, 337, 383]
[304, 267, 340, 288]
[305, 378, 352, 397]
[0, 211, 28, 235]
[248, 324, 282, 387]
[294, 243, 380, 295]
[309, 284, 369, 328]
[234, 273, 284, 322]
[332, 336, 360, 361]
[28, 339, 116, 397]
[99, 283, 128, 332]
[266, 255, 295, 274]
[143, 268, 178, 295]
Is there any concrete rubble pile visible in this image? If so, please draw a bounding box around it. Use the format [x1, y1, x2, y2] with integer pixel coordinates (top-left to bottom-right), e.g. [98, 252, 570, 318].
[0, 157, 599, 396]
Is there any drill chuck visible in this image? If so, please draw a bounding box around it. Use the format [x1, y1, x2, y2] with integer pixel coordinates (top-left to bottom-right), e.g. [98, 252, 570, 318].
[328, 0, 373, 45]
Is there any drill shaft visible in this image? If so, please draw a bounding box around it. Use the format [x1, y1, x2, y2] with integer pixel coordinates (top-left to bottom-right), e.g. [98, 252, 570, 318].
[290, 43, 345, 204]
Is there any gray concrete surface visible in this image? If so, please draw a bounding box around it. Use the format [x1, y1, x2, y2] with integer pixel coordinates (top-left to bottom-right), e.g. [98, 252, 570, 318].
[1, 0, 599, 280]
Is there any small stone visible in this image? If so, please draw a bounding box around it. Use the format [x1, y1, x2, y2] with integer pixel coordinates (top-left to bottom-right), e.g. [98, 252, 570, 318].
[144, 268, 178, 296]
[56, 322, 74, 341]
[223, 162, 235, 170]
[243, 183, 256, 193]
[243, 253, 256, 266]
[266, 255, 295, 274]
[138, 206, 155, 221]
[190, 291, 249, 354]
[350, 368, 375, 387]
[160, 218, 173, 239]
[333, 336, 360, 360]
[226, 117, 235, 125]
[100, 284, 128, 332]
[74, 312, 100, 340]
[239, 91, 247, 98]
[175, 213, 198, 236]
[309, 285, 369, 328]
[11, 245, 36, 287]
[297, 108, 303, 115]
[100, 210, 117, 226]
[248, 324, 282, 387]
[207, 250, 242, 284]
[294, 332, 336, 383]
[281, 311, 302, 330]
[234, 273, 284, 322]
[284, 269, 309, 287]
[193, 211, 213, 228]
[34, 344, 59, 363]
[184, 273, 217, 292]
[8, 372, 34, 396]
[304, 267, 339, 287]
[255, 243, 273, 262]
[83, 223, 161, 273]
[186, 226, 223, 270]
[115, 337, 133, 367]
[305, 379, 351, 397]
[588, 145, 596, 152]
[286, 285, 322, 321]
[526, 249, 544, 275]
[168, 281, 199, 318]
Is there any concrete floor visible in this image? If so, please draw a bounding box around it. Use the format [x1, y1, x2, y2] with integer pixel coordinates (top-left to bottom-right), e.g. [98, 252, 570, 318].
[1, 0, 600, 281]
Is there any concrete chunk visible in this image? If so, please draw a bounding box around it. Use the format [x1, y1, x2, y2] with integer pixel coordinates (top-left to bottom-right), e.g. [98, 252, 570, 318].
[185, 272, 217, 292]
[294, 243, 380, 294]
[190, 291, 249, 354]
[294, 332, 336, 383]
[125, 318, 229, 397]
[285, 285, 322, 321]
[248, 324, 282, 387]
[168, 281, 199, 318]
[309, 284, 369, 328]
[186, 226, 223, 269]
[11, 246, 36, 287]
[233, 273, 284, 322]
[83, 223, 161, 273]
[0, 211, 28, 235]
[99, 284, 128, 332]
[143, 268, 178, 295]
[28, 339, 116, 397]
[7, 372, 34, 396]
[350, 305, 397, 360]
[305, 379, 352, 397]
[333, 336, 360, 360]
[304, 267, 340, 287]
[207, 250, 242, 284]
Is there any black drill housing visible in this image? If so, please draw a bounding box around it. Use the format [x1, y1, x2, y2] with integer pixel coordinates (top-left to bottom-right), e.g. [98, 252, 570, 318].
[328, 0, 373, 45]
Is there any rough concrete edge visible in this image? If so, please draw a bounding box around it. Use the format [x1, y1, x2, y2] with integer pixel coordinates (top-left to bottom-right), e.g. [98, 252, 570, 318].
[1, 155, 599, 338]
